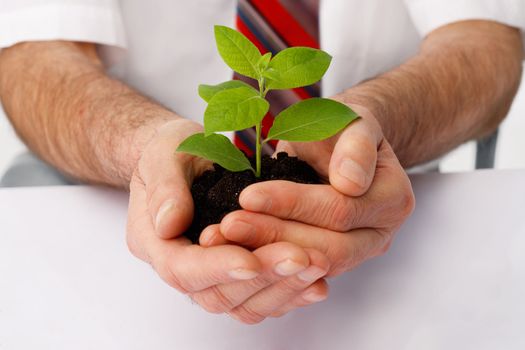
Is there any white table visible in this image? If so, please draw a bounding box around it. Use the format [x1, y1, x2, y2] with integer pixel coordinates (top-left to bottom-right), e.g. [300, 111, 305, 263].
[1, 170, 525, 349]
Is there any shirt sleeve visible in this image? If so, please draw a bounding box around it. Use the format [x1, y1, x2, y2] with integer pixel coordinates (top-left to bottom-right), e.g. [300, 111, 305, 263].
[404, 0, 525, 49]
[0, 0, 126, 49]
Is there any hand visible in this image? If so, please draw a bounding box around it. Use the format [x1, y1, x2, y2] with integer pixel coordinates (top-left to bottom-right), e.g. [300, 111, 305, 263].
[126, 119, 330, 323]
[201, 106, 415, 277]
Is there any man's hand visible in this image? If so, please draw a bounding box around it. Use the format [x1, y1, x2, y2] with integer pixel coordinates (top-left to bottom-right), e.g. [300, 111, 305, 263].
[126, 119, 331, 324]
[201, 107, 415, 280]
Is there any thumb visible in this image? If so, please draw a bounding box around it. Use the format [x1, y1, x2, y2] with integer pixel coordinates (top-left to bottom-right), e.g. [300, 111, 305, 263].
[138, 120, 209, 239]
[328, 105, 383, 196]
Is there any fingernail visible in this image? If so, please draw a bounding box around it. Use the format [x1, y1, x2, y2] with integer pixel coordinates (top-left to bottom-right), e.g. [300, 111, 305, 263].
[303, 291, 327, 303]
[243, 191, 271, 212]
[228, 268, 259, 280]
[155, 200, 175, 234]
[297, 266, 326, 283]
[224, 220, 255, 241]
[338, 158, 367, 188]
[274, 259, 307, 276]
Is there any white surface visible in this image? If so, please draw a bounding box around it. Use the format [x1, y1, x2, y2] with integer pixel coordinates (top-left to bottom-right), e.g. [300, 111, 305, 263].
[0, 107, 24, 175]
[1, 169, 525, 349]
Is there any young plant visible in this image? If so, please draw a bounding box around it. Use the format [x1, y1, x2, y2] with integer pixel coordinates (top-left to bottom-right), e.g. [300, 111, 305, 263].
[177, 25, 359, 177]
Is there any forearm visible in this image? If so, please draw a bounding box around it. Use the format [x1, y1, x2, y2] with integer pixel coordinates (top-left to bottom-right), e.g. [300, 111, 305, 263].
[336, 20, 523, 167]
[0, 41, 180, 187]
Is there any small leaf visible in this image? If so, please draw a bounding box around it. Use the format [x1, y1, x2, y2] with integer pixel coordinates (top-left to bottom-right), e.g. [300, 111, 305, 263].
[215, 25, 262, 79]
[262, 68, 281, 82]
[257, 52, 272, 72]
[266, 47, 332, 90]
[177, 133, 253, 173]
[267, 98, 359, 141]
[198, 81, 253, 103]
[204, 86, 269, 135]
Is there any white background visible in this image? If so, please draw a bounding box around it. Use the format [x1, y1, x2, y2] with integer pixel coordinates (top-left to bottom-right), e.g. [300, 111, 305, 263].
[0, 69, 524, 176]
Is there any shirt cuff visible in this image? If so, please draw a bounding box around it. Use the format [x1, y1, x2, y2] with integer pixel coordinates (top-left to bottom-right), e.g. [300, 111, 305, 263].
[405, 0, 525, 49]
[0, 2, 126, 49]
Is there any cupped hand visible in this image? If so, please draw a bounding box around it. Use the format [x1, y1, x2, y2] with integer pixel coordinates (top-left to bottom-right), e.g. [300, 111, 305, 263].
[126, 119, 330, 323]
[201, 106, 415, 277]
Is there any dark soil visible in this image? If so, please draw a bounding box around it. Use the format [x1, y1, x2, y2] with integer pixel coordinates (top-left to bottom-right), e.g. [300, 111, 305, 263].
[185, 152, 320, 244]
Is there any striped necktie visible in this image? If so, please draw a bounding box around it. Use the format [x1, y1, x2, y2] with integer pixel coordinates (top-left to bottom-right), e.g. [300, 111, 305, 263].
[234, 0, 321, 156]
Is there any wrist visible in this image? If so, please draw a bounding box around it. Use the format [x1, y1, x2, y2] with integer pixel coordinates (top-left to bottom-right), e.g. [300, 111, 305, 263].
[103, 112, 182, 187]
[332, 87, 400, 148]
[332, 93, 385, 136]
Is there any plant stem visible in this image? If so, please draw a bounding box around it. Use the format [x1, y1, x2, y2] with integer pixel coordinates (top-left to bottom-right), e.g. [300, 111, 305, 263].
[255, 77, 268, 178]
[255, 122, 262, 177]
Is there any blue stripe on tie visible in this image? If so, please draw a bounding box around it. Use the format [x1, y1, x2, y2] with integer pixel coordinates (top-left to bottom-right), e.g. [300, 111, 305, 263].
[236, 128, 256, 152]
[237, 6, 279, 55]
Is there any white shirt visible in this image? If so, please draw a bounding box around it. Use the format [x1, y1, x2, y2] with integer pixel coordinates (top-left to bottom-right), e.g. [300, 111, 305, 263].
[0, 0, 524, 125]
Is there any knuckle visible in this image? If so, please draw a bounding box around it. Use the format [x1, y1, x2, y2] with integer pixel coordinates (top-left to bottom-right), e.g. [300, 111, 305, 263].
[125, 231, 143, 260]
[153, 253, 191, 294]
[192, 286, 235, 314]
[270, 309, 288, 318]
[146, 181, 165, 210]
[401, 187, 416, 218]
[349, 131, 378, 154]
[230, 304, 267, 325]
[282, 188, 304, 218]
[341, 242, 368, 272]
[392, 180, 415, 221]
[378, 240, 393, 256]
[326, 241, 353, 275]
[370, 231, 393, 258]
[279, 276, 308, 292]
[206, 286, 237, 313]
[257, 217, 284, 244]
[124, 218, 151, 263]
[165, 266, 192, 294]
[327, 194, 356, 231]
[303, 287, 328, 303]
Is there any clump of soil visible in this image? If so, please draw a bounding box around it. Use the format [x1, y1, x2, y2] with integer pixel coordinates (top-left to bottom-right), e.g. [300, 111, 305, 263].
[185, 152, 320, 243]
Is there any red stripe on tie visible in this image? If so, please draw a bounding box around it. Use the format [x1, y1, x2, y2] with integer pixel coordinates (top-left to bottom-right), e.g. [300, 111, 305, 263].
[261, 113, 274, 139]
[261, 113, 279, 150]
[250, 0, 319, 48]
[234, 134, 255, 157]
[293, 87, 313, 100]
[236, 16, 268, 54]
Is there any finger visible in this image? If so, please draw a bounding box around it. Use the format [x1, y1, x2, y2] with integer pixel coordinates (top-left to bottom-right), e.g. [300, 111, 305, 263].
[228, 248, 329, 324]
[191, 241, 314, 315]
[239, 143, 414, 232]
[128, 175, 261, 294]
[219, 210, 388, 276]
[139, 120, 209, 239]
[270, 279, 329, 318]
[239, 181, 369, 232]
[328, 109, 383, 196]
[199, 224, 230, 246]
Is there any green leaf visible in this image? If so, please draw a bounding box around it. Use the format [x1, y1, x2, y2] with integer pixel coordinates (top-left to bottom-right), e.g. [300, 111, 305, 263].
[266, 47, 332, 90]
[198, 81, 254, 103]
[177, 133, 254, 173]
[267, 98, 359, 141]
[257, 52, 272, 72]
[204, 86, 269, 135]
[262, 68, 281, 82]
[214, 25, 262, 79]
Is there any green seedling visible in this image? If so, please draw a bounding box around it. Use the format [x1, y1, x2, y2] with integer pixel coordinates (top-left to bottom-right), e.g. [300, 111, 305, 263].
[177, 25, 359, 177]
